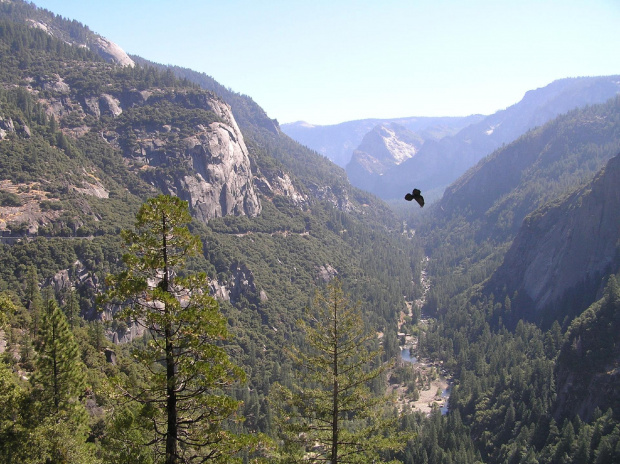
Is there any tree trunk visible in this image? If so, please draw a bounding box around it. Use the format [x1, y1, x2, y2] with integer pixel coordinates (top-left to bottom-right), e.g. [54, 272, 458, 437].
[165, 321, 177, 464]
[331, 297, 339, 464]
[162, 212, 178, 464]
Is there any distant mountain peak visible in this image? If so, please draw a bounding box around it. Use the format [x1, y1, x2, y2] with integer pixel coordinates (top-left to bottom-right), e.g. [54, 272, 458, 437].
[292, 121, 316, 128]
[377, 124, 418, 164]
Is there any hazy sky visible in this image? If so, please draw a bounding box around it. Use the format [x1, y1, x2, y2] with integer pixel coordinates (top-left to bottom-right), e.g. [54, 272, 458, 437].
[32, 0, 620, 126]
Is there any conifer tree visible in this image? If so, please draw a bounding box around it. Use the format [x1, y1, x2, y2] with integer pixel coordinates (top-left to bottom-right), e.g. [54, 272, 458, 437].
[24, 265, 43, 336]
[33, 299, 86, 418]
[273, 278, 405, 463]
[0, 361, 29, 463]
[31, 298, 96, 463]
[103, 195, 254, 464]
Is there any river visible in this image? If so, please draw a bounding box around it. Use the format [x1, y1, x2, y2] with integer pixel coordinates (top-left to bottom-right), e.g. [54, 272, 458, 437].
[399, 345, 450, 415]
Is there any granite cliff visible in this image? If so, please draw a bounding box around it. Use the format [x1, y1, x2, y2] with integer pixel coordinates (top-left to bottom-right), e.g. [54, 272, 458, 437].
[490, 153, 620, 323]
[123, 90, 262, 222]
[346, 123, 424, 188]
[20, 6, 136, 67]
[4, 70, 262, 226]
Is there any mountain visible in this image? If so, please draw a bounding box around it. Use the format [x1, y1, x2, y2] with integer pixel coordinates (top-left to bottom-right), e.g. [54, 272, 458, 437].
[439, 95, 620, 242]
[419, 95, 620, 321]
[488, 152, 620, 326]
[0, 0, 418, 374]
[0, 0, 134, 66]
[345, 122, 425, 188]
[0, 18, 261, 226]
[353, 76, 620, 200]
[281, 115, 483, 168]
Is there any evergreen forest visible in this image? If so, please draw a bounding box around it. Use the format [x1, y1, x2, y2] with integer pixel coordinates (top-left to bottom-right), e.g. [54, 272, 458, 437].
[0, 1, 619, 463]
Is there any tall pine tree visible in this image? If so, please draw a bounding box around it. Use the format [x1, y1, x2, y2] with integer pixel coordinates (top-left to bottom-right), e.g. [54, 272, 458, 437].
[103, 195, 258, 464]
[273, 278, 405, 463]
[33, 299, 86, 419]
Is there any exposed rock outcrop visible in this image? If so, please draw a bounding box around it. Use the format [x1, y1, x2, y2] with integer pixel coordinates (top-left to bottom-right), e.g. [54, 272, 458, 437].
[135, 95, 262, 222]
[253, 171, 307, 206]
[39, 74, 71, 94]
[82, 94, 123, 118]
[177, 119, 261, 221]
[34, 82, 262, 223]
[92, 37, 135, 67]
[25, 18, 134, 67]
[0, 116, 15, 139]
[228, 262, 258, 303]
[491, 153, 620, 321]
[207, 261, 262, 305]
[317, 264, 338, 282]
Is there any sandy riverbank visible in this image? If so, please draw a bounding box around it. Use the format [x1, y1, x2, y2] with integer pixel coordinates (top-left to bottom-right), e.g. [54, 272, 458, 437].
[389, 359, 450, 416]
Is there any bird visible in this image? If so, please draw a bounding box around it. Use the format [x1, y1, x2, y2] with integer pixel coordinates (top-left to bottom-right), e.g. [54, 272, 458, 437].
[404, 188, 424, 207]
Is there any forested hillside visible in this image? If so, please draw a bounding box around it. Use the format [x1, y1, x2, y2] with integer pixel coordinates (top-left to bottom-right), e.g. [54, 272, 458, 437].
[0, 1, 619, 463]
[407, 98, 620, 462]
[0, 2, 423, 462]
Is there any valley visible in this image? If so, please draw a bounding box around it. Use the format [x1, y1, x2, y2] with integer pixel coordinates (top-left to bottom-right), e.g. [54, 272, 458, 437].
[0, 1, 618, 463]
[390, 255, 453, 417]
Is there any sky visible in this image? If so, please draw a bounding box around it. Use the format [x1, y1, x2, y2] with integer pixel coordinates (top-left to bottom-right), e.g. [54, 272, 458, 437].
[31, 0, 620, 126]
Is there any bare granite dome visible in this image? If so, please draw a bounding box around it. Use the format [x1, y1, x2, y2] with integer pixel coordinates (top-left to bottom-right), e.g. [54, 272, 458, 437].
[93, 37, 135, 67]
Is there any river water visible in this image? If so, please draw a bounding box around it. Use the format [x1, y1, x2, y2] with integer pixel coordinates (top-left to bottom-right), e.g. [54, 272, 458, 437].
[399, 346, 450, 415]
[400, 346, 417, 364]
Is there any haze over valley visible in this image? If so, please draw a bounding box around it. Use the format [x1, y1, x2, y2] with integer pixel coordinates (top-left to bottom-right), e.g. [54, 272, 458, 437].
[0, 1, 619, 463]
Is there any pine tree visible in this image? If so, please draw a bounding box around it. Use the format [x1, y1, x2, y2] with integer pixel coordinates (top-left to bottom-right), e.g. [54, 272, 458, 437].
[24, 265, 43, 337]
[33, 299, 86, 418]
[63, 289, 80, 329]
[103, 195, 257, 464]
[31, 299, 96, 463]
[0, 361, 27, 463]
[273, 278, 405, 463]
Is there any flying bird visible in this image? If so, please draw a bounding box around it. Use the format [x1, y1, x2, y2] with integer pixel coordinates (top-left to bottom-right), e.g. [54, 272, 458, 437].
[404, 188, 424, 207]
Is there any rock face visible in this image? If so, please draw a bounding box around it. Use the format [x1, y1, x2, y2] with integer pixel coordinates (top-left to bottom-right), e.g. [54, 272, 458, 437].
[36, 81, 262, 223]
[347, 123, 423, 188]
[253, 171, 307, 206]
[317, 264, 338, 282]
[0, 116, 15, 139]
[349, 76, 620, 199]
[208, 262, 260, 304]
[92, 37, 135, 67]
[491, 153, 620, 321]
[26, 17, 134, 67]
[140, 94, 262, 222]
[82, 94, 123, 118]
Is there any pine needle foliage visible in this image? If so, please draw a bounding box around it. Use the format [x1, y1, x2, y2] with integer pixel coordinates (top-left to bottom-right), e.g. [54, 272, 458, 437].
[103, 195, 258, 464]
[273, 279, 406, 463]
